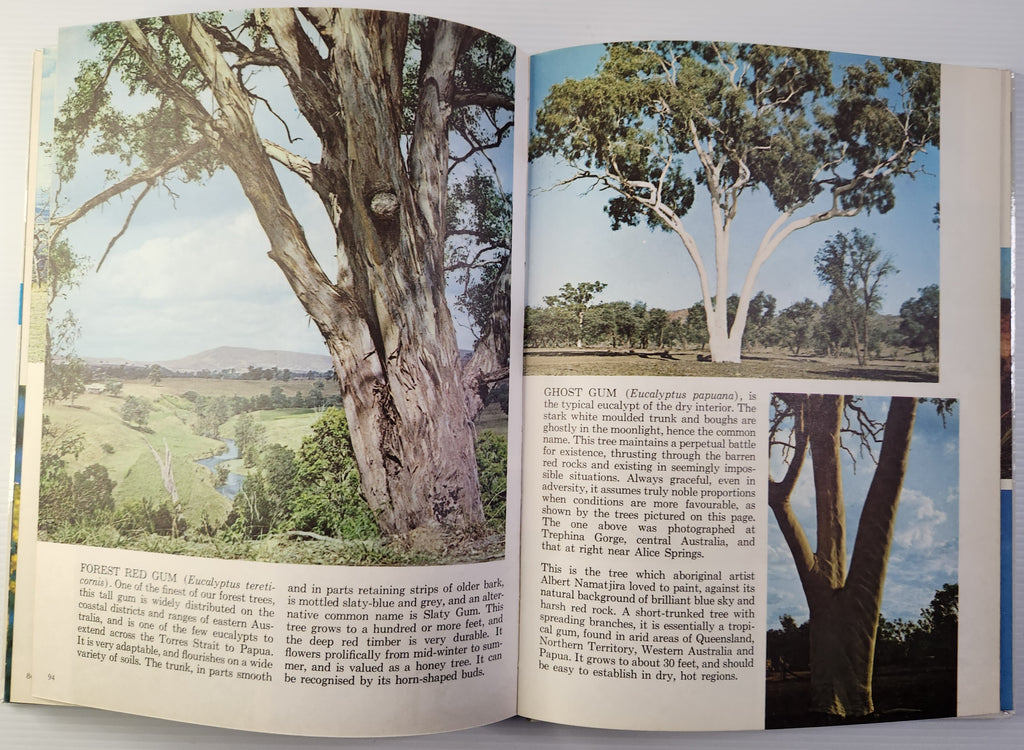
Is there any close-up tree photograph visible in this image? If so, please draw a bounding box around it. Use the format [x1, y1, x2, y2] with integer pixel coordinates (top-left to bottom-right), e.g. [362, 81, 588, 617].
[31, 8, 514, 564]
[767, 393, 959, 726]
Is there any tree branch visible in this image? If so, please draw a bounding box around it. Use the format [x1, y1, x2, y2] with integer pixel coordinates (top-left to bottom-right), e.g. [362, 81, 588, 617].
[120, 19, 216, 136]
[846, 397, 917, 597]
[261, 139, 313, 184]
[50, 137, 210, 241]
[206, 21, 283, 69]
[96, 181, 152, 271]
[768, 395, 817, 586]
[454, 90, 514, 110]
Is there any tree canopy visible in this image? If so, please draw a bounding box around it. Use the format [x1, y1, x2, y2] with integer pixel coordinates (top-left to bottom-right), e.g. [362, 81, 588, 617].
[899, 284, 940, 360]
[543, 281, 607, 348]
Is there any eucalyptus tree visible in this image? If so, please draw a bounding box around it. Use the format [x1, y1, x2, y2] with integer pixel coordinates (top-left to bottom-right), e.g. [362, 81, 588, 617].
[814, 229, 897, 365]
[531, 43, 938, 362]
[768, 394, 939, 717]
[543, 281, 607, 348]
[48, 9, 514, 536]
[898, 284, 940, 361]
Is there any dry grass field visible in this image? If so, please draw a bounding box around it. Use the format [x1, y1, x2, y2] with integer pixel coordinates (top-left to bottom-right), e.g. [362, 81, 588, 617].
[524, 348, 938, 382]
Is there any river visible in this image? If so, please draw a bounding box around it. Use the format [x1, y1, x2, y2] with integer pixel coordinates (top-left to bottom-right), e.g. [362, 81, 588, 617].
[196, 438, 244, 499]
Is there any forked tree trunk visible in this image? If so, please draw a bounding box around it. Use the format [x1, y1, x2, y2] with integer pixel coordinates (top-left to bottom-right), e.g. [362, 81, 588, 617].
[807, 584, 880, 716]
[770, 394, 917, 717]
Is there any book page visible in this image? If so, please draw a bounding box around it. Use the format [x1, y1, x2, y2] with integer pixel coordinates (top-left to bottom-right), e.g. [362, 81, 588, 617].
[12, 9, 522, 736]
[518, 45, 1006, 731]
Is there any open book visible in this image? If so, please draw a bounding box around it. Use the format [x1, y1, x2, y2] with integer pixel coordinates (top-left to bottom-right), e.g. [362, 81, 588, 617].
[4, 6, 1012, 737]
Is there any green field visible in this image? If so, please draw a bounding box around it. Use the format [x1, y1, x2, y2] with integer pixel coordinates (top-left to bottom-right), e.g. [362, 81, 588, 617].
[47, 382, 233, 530]
[45, 378, 351, 529]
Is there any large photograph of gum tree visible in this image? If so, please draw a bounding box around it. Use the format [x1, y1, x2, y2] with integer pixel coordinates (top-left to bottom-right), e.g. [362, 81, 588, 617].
[526, 43, 940, 381]
[766, 393, 958, 727]
[32, 8, 513, 565]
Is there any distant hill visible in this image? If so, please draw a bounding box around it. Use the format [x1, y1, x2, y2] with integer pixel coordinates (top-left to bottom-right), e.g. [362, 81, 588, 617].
[86, 346, 334, 374]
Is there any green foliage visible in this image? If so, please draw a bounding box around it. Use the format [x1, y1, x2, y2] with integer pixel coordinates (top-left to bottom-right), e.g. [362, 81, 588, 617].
[544, 281, 607, 347]
[45, 356, 86, 405]
[39, 458, 116, 535]
[644, 307, 669, 348]
[287, 408, 377, 540]
[44, 312, 86, 405]
[35, 234, 83, 298]
[475, 431, 507, 530]
[72, 464, 117, 514]
[532, 42, 939, 221]
[231, 443, 296, 538]
[531, 43, 938, 357]
[55, 18, 222, 186]
[815, 292, 855, 356]
[544, 280, 608, 311]
[899, 284, 940, 360]
[744, 292, 777, 350]
[447, 164, 512, 344]
[193, 395, 232, 437]
[814, 229, 898, 363]
[775, 299, 820, 355]
[523, 305, 575, 348]
[594, 301, 637, 347]
[37, 416, 86, 533]
[234, 412, 266, 467]
[120, 395, 152, 428]
[113, 494, 181, 536]
[682, 302, 709, 349]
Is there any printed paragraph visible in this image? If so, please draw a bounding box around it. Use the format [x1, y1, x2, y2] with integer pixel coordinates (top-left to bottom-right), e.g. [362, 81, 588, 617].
[76, 563, 276, 681]
[540, 387, 762, 559]
[537, 564, 757, 684]
[74, 563, 507, 691]
[282, 577, 506, 687]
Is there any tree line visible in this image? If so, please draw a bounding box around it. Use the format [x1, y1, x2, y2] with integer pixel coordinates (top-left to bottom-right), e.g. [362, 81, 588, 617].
[767, 583, 957, 680]
[526, 268, 938, 363]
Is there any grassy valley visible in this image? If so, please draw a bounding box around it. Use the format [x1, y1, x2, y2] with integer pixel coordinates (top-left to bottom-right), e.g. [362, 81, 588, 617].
[39, 375, 508, 565]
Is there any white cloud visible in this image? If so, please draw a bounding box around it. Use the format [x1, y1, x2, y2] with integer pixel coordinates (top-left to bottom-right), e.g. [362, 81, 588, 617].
[894, 487, 947, 548]
[61, 210, 332, 360]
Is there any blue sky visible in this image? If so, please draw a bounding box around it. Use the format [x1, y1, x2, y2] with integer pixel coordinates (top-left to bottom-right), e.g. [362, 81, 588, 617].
[526, 44, 940, 317]
[44, 18, 513, 362]
[766, 396, 959, 628]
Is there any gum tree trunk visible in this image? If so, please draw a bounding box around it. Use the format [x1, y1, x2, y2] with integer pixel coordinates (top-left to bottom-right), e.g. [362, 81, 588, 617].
[141, 11, 486, 535]
[769, 394, 916, 717]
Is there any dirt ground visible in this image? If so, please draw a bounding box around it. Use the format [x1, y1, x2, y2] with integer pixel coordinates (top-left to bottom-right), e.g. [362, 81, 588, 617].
[765, 665, 956, 728]
[524, 348, 938, 382]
